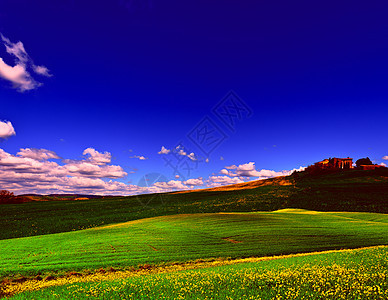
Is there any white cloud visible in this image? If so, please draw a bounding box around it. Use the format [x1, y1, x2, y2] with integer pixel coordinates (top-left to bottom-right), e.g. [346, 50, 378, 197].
[380, 162, 387, 167]
[0, 120, 16, 139]
[2, 36, 29, 63]
[220, 162, 306, 179]
[64, 161, 126, 178]
[187, 152, 197, 161]
[131, 155, 148, 160]
[205, 163, 307, 189]
[152, 180, 188, 191]
[220, 169, 229, 175]
[0, 58, 37, 91]
[33, 65, 51, 77]
[175, 146, 199, 161]
[221, 162, 261, 177]
[184, 178, 203, 186]
[17, 148, 59, 161]
[382, 156, 388, 160]
[206, 175, 244, 187]
[83, 148, 111, 165]
[161, 145, 199, 161]
[158, 146, 170, 155]
[0, 146, 204, 195]
[0, 147, 131, 195]
[225, 165, 237, 170]
[0, 147, 309, 196]
[289, 166, 306, 173]
[233, 162, 261, 177]
[178, 149, 187, 156]
[0, 34, 51, 92]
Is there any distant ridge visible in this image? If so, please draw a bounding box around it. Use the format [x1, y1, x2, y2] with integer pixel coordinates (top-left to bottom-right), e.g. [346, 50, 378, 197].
[2, 168, 388, 240]
[176, 168, 388, 194]
[17, 168, 388, 199]
[174, 175, 294, 194]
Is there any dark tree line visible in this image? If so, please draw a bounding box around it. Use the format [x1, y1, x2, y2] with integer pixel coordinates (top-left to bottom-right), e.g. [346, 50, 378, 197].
[0, 190, 27, 204]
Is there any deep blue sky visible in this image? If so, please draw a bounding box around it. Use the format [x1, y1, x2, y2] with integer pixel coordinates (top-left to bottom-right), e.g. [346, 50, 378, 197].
[0, 0, 388, 194]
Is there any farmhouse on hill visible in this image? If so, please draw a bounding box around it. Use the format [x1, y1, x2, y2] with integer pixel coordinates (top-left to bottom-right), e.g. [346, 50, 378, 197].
[313, 157, 353, 170]
[306, 156, 387, 172]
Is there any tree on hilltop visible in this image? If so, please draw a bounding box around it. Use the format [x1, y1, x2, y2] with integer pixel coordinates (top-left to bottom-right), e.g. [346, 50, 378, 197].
[0, 190, 14, 204]
[356, 157, 373, 168]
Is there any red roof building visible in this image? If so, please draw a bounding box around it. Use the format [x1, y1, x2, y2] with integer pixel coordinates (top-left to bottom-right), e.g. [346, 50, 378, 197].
[314, 157, 353, 170]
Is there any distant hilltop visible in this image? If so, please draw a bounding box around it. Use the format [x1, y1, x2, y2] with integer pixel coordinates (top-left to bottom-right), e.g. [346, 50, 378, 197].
[306, 157, 386, 173]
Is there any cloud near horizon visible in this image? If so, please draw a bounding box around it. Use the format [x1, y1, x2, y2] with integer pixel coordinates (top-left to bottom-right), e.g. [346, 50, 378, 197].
[0, 34, 51, 92]
[0, 147, 201, 195]
[221, 162, 305, 179]
[206, 175, 244, 187]
[0, 121, 16, 139]
[0, 147, 305, 195]
[17, 148, 59, 161]
[184, 178, 204, 186]
[0, 148, 132, 195]
[83, 148, 112, 165]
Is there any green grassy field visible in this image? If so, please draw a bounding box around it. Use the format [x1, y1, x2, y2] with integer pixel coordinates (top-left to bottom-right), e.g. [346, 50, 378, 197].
[7, 245, 388, 299]
[1, 209, 388, 280]
[1, 171, 388, 299]
[1, 169, 388, 241]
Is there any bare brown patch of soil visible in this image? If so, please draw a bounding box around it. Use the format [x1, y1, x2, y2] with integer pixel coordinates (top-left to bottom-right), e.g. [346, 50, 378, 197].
[148, 245, 159, 251]
[222, 237, 242, 244]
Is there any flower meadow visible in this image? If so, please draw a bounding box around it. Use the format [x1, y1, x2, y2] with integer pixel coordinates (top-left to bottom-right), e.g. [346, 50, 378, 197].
[5, 245, 388, 299]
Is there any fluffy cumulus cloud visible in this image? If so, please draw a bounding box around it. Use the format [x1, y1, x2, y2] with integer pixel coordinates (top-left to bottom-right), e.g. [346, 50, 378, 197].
[158, 145, 197, 161]
[0, 120, 16, 139]
[83, 148, 111, 165]
[0, 147, 208, 195]
[383, 156, 388, 160]
[205, 163, 307, 188]
[175, 146, 197, 161]
[220, 162, 305, 179]
[206, 175, 244, 187]
[220, 169, 229, 175]
[151, 180, 188, 191]
[0, 147, 135, 195]
[158, 146, 170, 155]
[17, 148, 59, 161]
[184, 178, 204, 186]
[0, 34, 51, 92]
[178, 149, 187, 156]
[0, 147, 307, 195]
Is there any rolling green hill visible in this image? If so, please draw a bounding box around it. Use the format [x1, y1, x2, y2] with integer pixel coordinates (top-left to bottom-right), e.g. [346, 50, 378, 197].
[8, 245, 387, 300]
[1, 169, 388, 240]
[1, 209, 388, 279]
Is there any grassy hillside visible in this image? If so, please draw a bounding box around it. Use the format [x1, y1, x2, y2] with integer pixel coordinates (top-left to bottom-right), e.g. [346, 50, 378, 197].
[1, 209, 388, 280]
[6, 245, 388, 299]
[1, 169, 388, 240]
